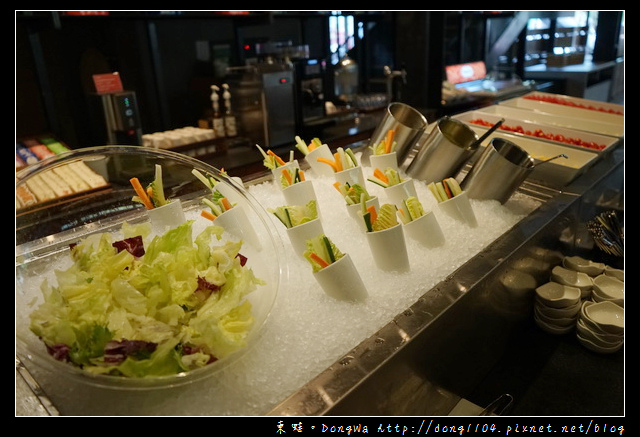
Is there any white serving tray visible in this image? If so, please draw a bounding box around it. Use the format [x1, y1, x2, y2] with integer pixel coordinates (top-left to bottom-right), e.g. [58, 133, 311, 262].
[466, 126, 599, 187]
[454, 110, 620, 155]
[520, 91, 624, 116]
[500, 92, 624, 129]
[480, 104, 624, 138]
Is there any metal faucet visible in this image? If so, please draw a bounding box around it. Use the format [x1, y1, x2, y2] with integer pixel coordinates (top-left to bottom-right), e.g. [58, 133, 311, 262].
[384, 66, 407, 103]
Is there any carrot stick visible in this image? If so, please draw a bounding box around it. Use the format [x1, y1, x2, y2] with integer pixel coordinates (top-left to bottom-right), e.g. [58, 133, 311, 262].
[298, 169, 306, 181]
[373, 168, 389, 184]
[385, 129, 395, 154]
[442, 179, 453, 199]
[281, 168, 292, 186]
[308, 142, 317, 152]
[201, 210, 217, 221]
[333, 181, 342, 191]
[333, 152, 343, 172]
[129, 177, 154, 210]
[317, 157, 338, 172]
[221, 197, 233, 211]
[366, 204, 377, 224]
[309, 252, 330, 269]
[267, 150, 286, 166]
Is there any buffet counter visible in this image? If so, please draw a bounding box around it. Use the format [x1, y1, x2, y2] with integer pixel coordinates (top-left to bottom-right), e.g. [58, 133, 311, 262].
[16, 94, 624, 417]
[270, 143, 624, 416]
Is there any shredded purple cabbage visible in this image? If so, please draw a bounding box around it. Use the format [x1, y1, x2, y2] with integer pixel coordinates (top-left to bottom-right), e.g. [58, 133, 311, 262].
[103, 339, 157, 363]
[112, 235, 145, 257]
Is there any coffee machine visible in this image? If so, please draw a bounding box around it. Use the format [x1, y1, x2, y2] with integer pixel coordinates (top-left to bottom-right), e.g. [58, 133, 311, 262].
[226, 41, 306, 147]
[89, 90, 143, 146]
[226, 62, 296, 148]
[293, 57, 326, 128]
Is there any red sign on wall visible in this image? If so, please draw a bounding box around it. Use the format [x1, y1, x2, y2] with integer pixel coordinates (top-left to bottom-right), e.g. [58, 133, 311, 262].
[445, 61, 487, 85]
[92, 72, 124, 94]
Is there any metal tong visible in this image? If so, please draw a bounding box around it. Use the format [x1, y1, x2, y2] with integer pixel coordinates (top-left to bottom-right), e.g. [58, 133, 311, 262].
[469, 118, 505, 149]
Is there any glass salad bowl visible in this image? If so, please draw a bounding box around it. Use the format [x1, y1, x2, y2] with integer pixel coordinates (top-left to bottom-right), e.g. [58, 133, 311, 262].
[16, 145, 286, 390]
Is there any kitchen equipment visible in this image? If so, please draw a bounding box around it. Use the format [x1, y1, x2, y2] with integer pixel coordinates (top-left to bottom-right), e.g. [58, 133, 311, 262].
[293, 58, 327, 127]
[226, 62, 296, 147]
[334, 53, 359, 106]
[89, 90, 142, 145]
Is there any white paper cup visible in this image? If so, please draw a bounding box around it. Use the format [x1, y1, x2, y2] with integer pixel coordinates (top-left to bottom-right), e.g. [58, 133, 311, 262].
[306, 144, 335, 177]
[346, 196, 380, 232]
[214, 177, 245, 204]
[213, 205, 262, 250]
[334, 166, 365, 187]
[384, 179, 417, 210]
[272, 160, 300, 189]
[437, 191, 478, 228]
[286, 218, 325, 257]
[370, 152, 398, 173]
[282, 180, 317, 206]
[147, 200, 186, 232]
[402, 210, 445, 248]
[313, 254, 368, 302]
[366, 224, 410, 272]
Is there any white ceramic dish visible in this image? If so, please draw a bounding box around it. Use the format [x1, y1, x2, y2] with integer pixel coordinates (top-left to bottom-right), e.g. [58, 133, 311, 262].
[576, 322, 622, 349]
[583, 301, 624, 333]
[591, 290, 624, 308]
[534, 314, 574, 335]
[466, 126, 599, 187]
[535, 298, 581, 319]
[593, 274, 624, 301]
[562, 256, 606, 277]
[479, 104, 624, 138]
[604, 266, 624, 282]
[579, 301, 620, 338]
[500, 93, 624, 127]
[576, 331, 623, 354]
[534, 281, 581, 308]
[576, 318, 623, 344]
[534, 305, 576, 328]
[550, 266, 593, 298]
[454, 110, 618, 155]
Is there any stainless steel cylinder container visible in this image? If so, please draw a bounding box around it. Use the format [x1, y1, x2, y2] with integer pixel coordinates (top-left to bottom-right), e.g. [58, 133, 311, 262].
[461, 137, 535, 204]
[368, 102, 428, 166]
[406, 116, 479, 183]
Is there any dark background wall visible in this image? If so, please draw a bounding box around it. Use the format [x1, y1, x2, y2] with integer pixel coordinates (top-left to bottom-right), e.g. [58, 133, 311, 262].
[16, 11, 623, 150]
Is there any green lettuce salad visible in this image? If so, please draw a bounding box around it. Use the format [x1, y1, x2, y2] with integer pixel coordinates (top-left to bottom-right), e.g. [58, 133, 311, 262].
[28, 220, 264, 378]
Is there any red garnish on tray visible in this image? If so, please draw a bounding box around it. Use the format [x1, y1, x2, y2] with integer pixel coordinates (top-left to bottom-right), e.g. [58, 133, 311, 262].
[522, 94, 623, 115]
[468, 118, 607, 151]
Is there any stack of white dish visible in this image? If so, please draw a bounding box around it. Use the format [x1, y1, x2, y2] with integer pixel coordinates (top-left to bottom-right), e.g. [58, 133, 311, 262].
[591, 274, 624, 307]
[604, 265, 624, 282]
[534, 281, 582, 334]
[562, 255, 605, 277]
[550, 265, 593, 299]
[576, 301, 624, 353]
